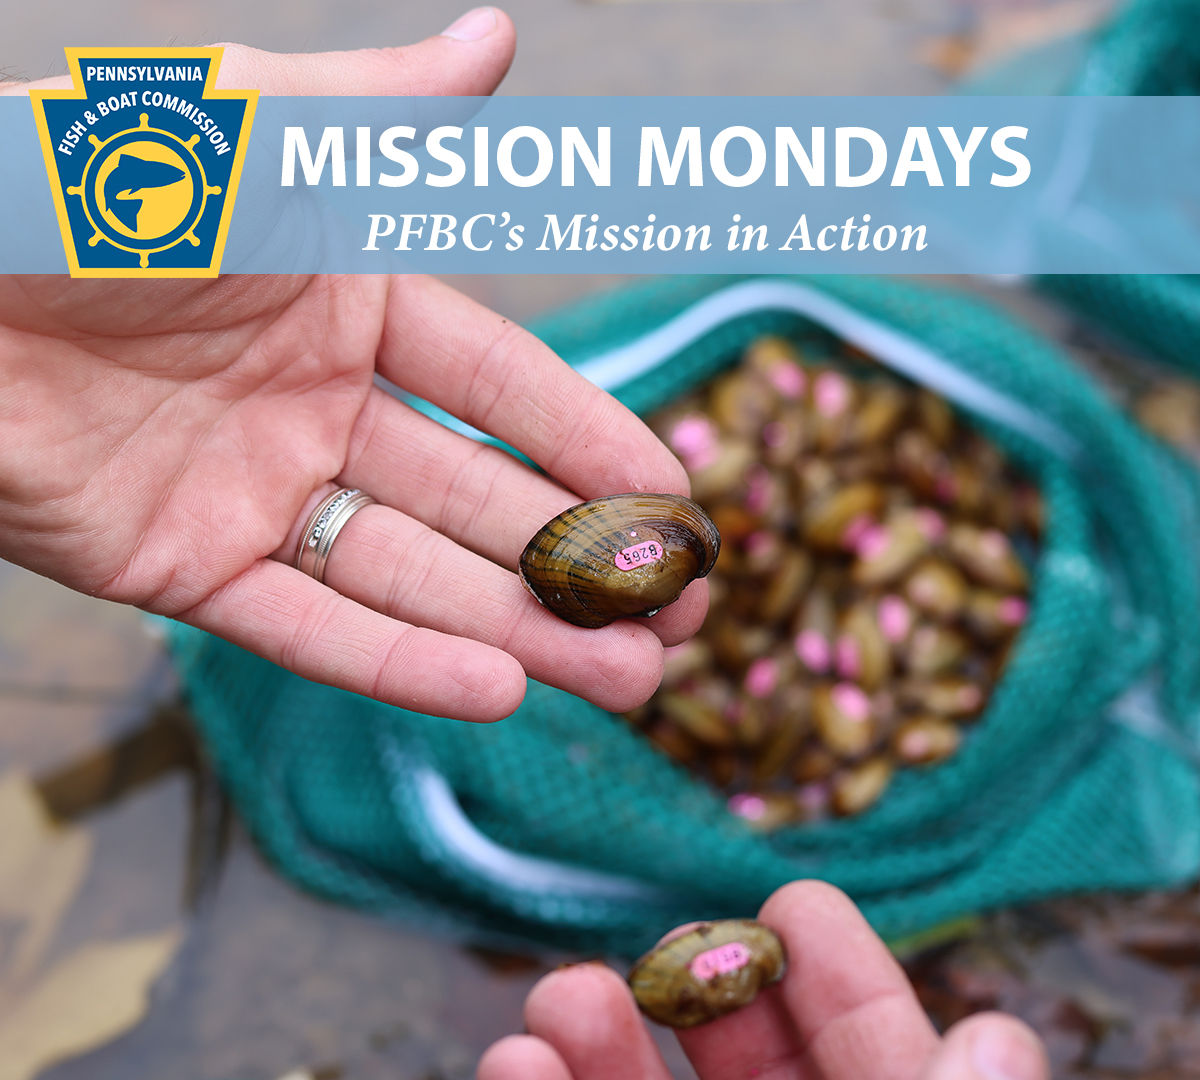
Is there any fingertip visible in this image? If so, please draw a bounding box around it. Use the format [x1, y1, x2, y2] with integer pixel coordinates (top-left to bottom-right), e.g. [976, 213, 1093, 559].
[440, 5, 515, 48]
[570, 385, 689, 501]
[756, 879, 874, 981]
[524, 963, 630, 1039]
[623, 451, 692, 502]
[927, 1013, 1049, 1080]
[478, 1033, 572, 1080]
[582, 622, 664, 713]
[485, 7, 519, 73]
[759, 878, 858, 928]
[212, 15, 517, 97]
[522, 962, 673, 1080]
[460, 647, 527, 722]
[491, 4, 517, 39]
[376, 629, 526, 722]
[644, 577, 710, 646]
[756, 877, 930, 1047]
[671, 456, 693, 498]
[423, 6, 518, 97]
[440, 6, 496, 40]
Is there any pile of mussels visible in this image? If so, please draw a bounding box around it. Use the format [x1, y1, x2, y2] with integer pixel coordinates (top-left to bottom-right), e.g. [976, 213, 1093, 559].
[624, 336, 1042, 828]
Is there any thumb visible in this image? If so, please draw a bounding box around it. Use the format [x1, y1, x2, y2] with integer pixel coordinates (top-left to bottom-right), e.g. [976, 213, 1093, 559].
[1, 9, 517, 99]
[922, 1013, 1049, 1080]
[215, 7, 516, 96]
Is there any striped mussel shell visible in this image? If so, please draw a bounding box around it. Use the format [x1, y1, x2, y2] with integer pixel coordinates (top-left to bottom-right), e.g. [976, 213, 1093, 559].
[519, 493, 721, 629]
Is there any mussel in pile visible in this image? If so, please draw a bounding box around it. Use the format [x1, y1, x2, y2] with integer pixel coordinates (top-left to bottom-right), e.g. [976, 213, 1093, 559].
[623, 335, 1040, 827]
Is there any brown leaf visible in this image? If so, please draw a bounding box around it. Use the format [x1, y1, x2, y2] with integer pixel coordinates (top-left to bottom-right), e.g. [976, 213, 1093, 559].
[0, 928, 182, 1080]
[0, 773, 91, 993]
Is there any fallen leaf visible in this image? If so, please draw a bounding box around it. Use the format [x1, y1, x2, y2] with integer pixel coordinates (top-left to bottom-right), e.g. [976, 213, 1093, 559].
[0, 773, 91, 993]
[0, 928, 182, 1080]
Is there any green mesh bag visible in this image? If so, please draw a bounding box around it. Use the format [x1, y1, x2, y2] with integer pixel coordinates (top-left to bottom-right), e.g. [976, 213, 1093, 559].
[165, 274, 1200, 955]
[1035, 0, 1200, 371]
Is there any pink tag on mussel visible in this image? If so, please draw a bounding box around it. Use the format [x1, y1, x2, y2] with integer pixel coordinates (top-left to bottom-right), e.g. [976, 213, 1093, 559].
[999, 597, 1028, 625]
[744, 657, 779, 698]
[795, 630, 831, 673]
[615, 541, 664, 571]
[878, 595, 913, 642]
[690, 941, 753, 981]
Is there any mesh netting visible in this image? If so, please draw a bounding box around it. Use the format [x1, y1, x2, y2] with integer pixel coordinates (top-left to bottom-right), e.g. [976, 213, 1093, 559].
[166, 273, 1200, 955]
[1038, 0, 1200, 371]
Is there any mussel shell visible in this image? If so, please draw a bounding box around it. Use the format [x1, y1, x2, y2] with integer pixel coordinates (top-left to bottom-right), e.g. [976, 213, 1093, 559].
[519, 493, 721, 629]
[628, 919, 787, 1028]
[831, 756, 894, 816]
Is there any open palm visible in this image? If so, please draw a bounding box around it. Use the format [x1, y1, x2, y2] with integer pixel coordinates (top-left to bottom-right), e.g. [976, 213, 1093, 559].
[0, 18, 703, 721]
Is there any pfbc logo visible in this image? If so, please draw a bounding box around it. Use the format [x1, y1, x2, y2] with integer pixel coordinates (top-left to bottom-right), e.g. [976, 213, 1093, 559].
[30, 48, 256, 278]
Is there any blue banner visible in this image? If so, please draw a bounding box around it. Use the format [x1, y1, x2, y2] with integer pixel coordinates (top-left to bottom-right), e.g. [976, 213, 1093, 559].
[3, 95, 1198, 274]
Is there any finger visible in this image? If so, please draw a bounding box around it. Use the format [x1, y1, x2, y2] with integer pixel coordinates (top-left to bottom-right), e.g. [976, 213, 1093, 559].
[343, 387, 595, 569]
[215, 8, 515, 96]
[643, 577, 710, 647]
[523, 964, 675, 1080]
[757, 880, 939, 1080]
[478, 1034, 574, 1080]
[662, 917, 798, 1080]
[674, 976, 799, 1080]
[341, 389, 708, 645]
[378, 276, 691, 500]
[922, 1013, 1049, 1080]
[275, 487, 667, 711]
[3, 9, 515, 98]
[178, 557, 526, 722]
[0, 75, 70, 95]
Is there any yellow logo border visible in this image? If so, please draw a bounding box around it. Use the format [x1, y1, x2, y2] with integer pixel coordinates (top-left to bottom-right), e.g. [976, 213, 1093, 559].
[30, 47, 258, 279]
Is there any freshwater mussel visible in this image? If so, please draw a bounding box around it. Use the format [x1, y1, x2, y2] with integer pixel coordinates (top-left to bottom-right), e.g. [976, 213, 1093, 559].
[628, 919, 787, 1028]
[520, 493, 721, 629]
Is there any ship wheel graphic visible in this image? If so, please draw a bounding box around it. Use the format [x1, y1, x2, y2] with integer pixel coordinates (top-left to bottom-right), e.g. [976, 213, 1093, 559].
[66, 112, 222, 269]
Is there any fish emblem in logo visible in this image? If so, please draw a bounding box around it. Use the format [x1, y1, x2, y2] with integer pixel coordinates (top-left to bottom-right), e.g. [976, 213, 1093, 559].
[30, 47, 256, 277]
[68, 112, 222, 268]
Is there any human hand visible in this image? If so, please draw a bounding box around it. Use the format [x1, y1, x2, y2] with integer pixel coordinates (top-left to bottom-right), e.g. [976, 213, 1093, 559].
[0, 10, 705, 722]
[479, 881, 1049, 1080]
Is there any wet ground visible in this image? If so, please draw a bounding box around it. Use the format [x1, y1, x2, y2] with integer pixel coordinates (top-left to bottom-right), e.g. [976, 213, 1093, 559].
[9, 0, 1195, 1077]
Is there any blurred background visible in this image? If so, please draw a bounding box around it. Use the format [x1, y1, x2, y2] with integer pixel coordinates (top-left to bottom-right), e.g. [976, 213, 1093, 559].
[9, 1, 1200, 1079]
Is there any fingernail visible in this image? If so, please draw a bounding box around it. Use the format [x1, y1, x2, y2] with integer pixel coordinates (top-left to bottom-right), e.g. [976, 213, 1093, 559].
[440, 6, 497, 41]
[971, 1023, 1046, 1080]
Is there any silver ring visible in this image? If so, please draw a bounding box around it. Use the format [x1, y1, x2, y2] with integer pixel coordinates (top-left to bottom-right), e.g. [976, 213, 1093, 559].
[294, 488, 376, 584]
